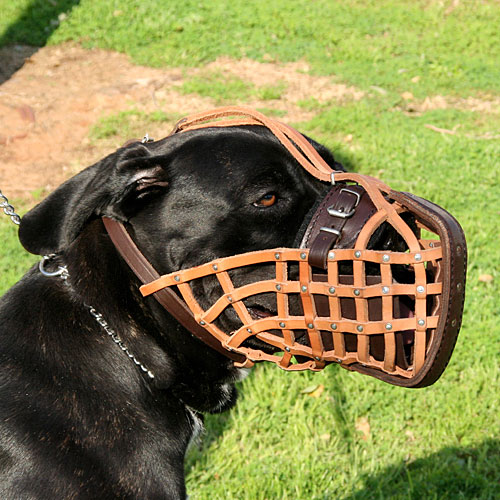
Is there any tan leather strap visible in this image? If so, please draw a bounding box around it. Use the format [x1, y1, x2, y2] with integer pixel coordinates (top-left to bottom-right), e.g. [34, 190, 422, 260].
[101, 217, 249, 366]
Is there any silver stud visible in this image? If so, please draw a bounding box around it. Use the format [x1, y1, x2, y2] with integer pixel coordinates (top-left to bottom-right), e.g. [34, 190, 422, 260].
[328, 252, 336, 260]
[417, 285, 425, 294]
[357, 325, 364, 332]
[451, 319, 457, 327]
[382, 254, 390, 262]
[279, 322, 286, 328]
[174, 275, 180, 282]
[456, 245, 462, 255]
[276, 284, 282, 291]
[337, 358, 342, 363]
[415, 253, 422, 262]
[385, 322, 392, 330]
[212, 264, 218, 271]
[275, 253, 280, 260]
[227, 296, 233, 302]
[331, 323, 337, 330]
[301, 285, 307, 292]
[247, 328, 252, 333]
[457, 283, 462, 291]
[308, 323, 314, 329]
[382, 286, 390, 294]
[418, 319, 425, 327]
[200, 320, 206, 325]
[354, 289, 361, 296]
[354, 250, 361, 258]
[315, 356, 321, 361]
[285, 346, 291, 352]
[329, 286, 336, 294]
[300, 252, 307, 260]
[429, 242, 434, 248]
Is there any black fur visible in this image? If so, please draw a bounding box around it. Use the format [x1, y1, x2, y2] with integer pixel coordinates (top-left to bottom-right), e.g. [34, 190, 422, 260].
[0, 126, 339, 499]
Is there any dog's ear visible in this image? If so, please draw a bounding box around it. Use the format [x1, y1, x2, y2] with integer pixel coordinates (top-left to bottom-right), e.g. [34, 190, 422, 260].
[19, 143, 170, 255]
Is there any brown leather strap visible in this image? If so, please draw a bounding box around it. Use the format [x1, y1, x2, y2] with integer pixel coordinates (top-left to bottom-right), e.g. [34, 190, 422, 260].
[301, 185, 377, 269]
[101, 217, 248, 365]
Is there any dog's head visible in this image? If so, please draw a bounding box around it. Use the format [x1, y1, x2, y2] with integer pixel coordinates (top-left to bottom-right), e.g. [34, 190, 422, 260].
[19, 125, 338, 344]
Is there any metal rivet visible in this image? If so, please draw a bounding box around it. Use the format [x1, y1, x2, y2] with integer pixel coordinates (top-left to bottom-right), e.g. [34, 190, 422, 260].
[329, 286, 336, 294]
[212, 264, 218, 271]
[331, 323, 337, 330]
[247, 328, 252, 333]
[275, 253, 280, 260]
[457, 283, 462, 291]
[415, 253, 422, 262]
[285, 347, 291, 352]
[301, 285, 307, 292]
[337, 358, 342, 363]
[308, 323, 314, 329]
[276, 284, 282, 291]
[227, 347, 234, 352]
[354, 250, 361, 258]
[300, 252, 307, 260]
[417, 285, 425, 294]
[456, 245, 462, 256]
[417, 319, 425, 327]
[382, 254, 390, 262]
[382, 286, 390, 294]
[314, 356, 321, 361]
[227, 296, 233, 302]
[429, 242, 434, 248]
[357, 325, 364, 332]
[328, 252, 336, 260]
[174, 276, 180, 282]
[451, 319, 457, 327]
[279, 322, 286, 328]
[200, 320, 206, 326]
[354, 289, 361, 296]
[385, 322, 392, 330]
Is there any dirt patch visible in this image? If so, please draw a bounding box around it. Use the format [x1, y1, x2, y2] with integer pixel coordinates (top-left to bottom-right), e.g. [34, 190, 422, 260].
[399, 94, 500, 115]
[2, 42, 497, 202]
[0, 43, 364, 201]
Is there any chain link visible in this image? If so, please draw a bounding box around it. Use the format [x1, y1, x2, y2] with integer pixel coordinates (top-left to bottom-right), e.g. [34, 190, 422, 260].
[0, 189, 21, 225]
[87, 306, 154, 379]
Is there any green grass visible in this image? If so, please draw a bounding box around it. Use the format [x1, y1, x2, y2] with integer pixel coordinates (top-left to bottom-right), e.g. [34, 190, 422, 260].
[89, 109, 181, 142]
[45, 0, 500, 98]
[179, 72, 287, 104]
[1, 1, 499, 498]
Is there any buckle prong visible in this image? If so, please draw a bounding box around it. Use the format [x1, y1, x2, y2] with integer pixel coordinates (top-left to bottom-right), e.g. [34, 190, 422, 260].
[327, 187, 361, 218]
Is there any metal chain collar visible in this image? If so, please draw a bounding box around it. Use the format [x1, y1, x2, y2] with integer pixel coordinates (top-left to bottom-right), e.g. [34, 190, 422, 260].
[0, 189, 21, 225]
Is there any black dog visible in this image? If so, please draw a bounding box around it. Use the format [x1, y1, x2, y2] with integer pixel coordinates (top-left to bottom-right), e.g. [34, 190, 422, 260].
[0, 125, 340, 499]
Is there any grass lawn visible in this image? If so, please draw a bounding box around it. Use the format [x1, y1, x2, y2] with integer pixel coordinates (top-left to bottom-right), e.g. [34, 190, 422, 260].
[1, 1, 499, 498]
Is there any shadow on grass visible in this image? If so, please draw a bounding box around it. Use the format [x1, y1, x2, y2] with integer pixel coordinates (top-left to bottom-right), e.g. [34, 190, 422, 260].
[344, 439, 500, 500]
[0, 0, 80, 83]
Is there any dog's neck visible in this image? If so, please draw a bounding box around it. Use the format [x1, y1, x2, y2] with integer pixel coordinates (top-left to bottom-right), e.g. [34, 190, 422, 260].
[59, 219, 241, 412]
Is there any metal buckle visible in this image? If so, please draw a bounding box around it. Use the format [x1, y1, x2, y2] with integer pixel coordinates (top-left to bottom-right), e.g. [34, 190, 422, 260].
[327, 187, 361, 219]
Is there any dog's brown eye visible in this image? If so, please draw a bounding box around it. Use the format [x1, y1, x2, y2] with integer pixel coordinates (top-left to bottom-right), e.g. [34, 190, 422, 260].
[253, 193, 277, 208]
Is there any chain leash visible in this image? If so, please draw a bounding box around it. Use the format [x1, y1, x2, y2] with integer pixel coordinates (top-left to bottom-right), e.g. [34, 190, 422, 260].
[0, 189, 21, 225]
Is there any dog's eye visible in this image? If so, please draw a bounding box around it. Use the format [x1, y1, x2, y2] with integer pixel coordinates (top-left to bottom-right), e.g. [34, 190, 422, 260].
[253, 193, 277, 208]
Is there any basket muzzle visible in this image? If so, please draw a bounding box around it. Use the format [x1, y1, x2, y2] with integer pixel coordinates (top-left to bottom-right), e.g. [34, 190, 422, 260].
[106, 106, 466, 387]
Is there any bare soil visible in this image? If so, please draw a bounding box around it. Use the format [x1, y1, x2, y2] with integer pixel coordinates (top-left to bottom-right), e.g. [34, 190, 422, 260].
[0, 43, 362, 201]
[1, 43, 497, 202]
